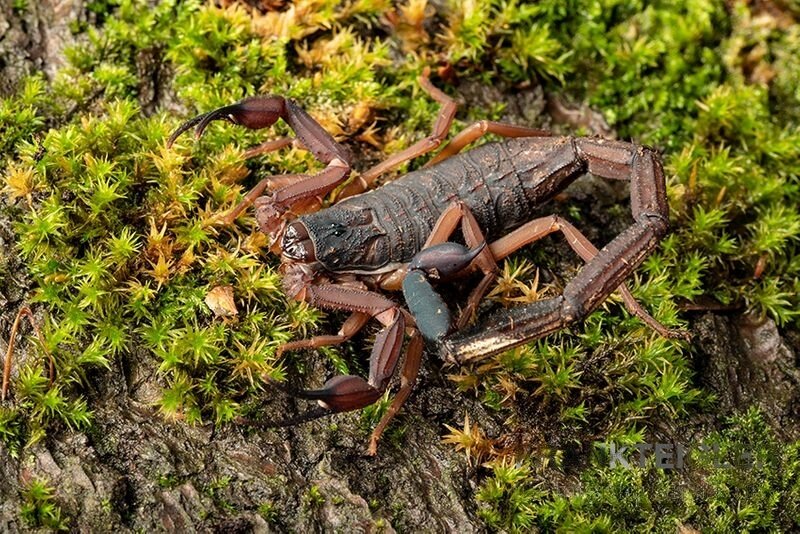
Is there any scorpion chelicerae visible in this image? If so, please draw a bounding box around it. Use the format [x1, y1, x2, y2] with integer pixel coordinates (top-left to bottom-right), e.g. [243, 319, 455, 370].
[169, 69, 681, 454]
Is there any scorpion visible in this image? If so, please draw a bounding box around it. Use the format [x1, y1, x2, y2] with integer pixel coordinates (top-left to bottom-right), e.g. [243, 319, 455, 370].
[169, 69, 681, 454]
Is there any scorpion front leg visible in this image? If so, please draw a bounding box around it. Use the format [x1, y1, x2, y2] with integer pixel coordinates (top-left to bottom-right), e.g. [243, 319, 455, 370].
[168, 96, 352, 242]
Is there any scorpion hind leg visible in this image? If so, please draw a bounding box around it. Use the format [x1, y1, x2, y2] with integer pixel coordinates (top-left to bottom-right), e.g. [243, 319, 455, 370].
[337, 67, 459, 200]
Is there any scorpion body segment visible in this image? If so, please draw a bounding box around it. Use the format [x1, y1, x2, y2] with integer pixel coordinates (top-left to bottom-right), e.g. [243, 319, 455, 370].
[295, 136, 589, 273]
[170, 71, 679, 454]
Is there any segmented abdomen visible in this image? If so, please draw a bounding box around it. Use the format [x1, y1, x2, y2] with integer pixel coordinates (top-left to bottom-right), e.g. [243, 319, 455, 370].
[315, 136, 581, 268]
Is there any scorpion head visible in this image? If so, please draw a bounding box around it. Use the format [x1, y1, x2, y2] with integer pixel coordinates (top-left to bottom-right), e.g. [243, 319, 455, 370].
[281, 205, 389, 273]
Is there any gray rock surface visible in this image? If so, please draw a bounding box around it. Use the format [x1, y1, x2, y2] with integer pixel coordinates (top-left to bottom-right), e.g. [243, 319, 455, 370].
[694, 312, 800, 439]
[0, 0, 84, 95]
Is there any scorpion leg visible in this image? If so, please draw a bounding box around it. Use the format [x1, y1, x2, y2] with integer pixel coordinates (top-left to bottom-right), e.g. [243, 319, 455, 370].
[276, 311, 370, 356]
[427, 120, 550, 166]
[441, 138, 673, 363]
[367, 331, 424, 455]
[337, 68, 458, 200]
[169, 96, 353, 240]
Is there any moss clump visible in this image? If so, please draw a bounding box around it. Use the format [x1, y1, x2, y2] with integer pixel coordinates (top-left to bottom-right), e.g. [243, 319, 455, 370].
[20, 477, 68, 531]
[0, 0, 799, 531]
[470, 409, 800, 532]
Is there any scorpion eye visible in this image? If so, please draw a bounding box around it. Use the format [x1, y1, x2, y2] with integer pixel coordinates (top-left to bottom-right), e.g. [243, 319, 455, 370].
[284, 239, 316, 261]
[328, 222, 346, 238]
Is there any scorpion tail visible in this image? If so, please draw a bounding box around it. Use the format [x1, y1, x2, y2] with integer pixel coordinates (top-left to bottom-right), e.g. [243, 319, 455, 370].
[403, 270, 451, 344]
[402, 242, 487, 344]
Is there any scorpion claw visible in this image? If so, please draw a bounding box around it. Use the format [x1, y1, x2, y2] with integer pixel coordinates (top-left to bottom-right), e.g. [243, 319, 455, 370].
[239, 375, 381, 429]
[167, 112, 208, 147]
[193, 106, 237, 138]
[299, 375, 382, 413]
[167, 106, 236, 147]
[168, 96, 288, 148]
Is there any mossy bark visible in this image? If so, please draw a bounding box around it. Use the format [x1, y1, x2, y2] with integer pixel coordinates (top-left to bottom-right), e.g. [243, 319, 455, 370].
[1, 1, 800, 532]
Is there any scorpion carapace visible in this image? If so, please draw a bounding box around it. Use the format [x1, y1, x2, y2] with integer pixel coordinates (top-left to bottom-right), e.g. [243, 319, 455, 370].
[169, 68, 683, 454]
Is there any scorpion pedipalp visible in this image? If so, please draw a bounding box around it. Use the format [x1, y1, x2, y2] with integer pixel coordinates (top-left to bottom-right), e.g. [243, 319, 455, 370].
[300, 375, 383, 412]
[169, 94, 353, 240]
[167, 97, 287, 148]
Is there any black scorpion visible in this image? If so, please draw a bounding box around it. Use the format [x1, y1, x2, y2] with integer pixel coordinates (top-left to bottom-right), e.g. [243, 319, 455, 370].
[169, 69, 682, 454]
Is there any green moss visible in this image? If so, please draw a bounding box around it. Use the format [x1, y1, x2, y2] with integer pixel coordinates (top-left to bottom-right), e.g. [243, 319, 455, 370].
[258, 501, 279, 523]
[204, 475, 235, 513]
[20, 477, 69, 531]
[476, 458, 548, 531]
[1, 0, 799, 531]
[473, 409, 800, 532]
[303, 485, 325, 510]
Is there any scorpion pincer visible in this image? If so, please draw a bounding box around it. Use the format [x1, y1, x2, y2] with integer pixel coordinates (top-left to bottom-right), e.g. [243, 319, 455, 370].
[168, 69, 683, 454]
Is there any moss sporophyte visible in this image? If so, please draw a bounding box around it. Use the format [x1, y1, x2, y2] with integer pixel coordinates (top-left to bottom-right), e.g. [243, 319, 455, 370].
[1, 0, 799, 531]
